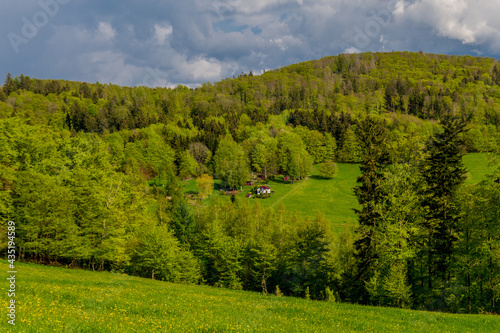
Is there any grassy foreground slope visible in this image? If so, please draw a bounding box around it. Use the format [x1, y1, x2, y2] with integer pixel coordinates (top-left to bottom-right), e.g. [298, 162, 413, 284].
[2, 260, 499, 333]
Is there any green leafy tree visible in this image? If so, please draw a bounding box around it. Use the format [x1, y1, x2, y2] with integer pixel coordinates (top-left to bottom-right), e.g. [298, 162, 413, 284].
[197, 219, 243, 290]
[12, 170, 79, 263]
[319, 160, 338, 179]
[242, 241, 277, 295]
[338, 127, 363, 163]
[277, 132, 312, 182]
[169, 198, 197, 247]
[294, 126, 329, 163]
[131, 224, 200, 283]
[250, 137, 278, 179]
[213, 137, 249, 189]
[189, 142, 212, 174]
[196, 174, 214, 200]
[278, 221, 332, 299]
[455, 179, 500, 313]
[324, 132, 338, 161]
[141, 129, 176, 177]
[178, 150, 198, 180]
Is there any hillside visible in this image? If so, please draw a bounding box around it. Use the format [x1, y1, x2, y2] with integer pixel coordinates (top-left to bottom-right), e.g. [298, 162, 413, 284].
[2, 260, 500, 333]
[2, 52, 500, 148]
[1, 52, 500, 314]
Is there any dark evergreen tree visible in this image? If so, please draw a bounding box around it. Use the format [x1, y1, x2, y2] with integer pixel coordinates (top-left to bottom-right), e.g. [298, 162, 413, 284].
[0, 87, 6, 102]
[170, 199, 197, 248]
[347, 116, 390, 302]
[418, 114, 468, 309]
[3, 73, 18, 96]
[492, 64, 500, 85]
[278, 225, 330, 299]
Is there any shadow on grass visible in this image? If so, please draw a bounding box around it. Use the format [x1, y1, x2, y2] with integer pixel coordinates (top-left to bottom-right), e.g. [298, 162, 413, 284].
[309, 175, 332, 180]
[268, 178, 292, 185]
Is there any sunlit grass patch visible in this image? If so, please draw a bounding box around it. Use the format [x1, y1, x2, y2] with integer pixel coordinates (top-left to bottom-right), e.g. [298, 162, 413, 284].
[2, 260, 500, 332]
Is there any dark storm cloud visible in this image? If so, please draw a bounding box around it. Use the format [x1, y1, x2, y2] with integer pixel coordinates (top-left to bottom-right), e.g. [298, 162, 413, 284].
[1, 0, 498, 87]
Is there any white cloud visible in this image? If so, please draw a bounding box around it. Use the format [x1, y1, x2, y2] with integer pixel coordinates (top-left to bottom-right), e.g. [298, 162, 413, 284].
[153, 23, 173, 46]
[97, 22, 116, 41]
[396, 0, 500, 48]
[393, 0, 405, 16]
[344, 47, 361, 54]
[179, 57, 222, 81]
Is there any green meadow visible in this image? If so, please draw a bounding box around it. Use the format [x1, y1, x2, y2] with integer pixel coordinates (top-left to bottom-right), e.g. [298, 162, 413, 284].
[253, 163, 361, 233]
[183, 153, 496, 233]
[182, 163, 360, 233]
[463, 152, 498, 183]
[2, 259, 500, 333]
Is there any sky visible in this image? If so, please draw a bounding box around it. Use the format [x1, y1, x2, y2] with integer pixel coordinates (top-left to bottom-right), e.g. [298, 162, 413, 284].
[1, 0, 500, 88]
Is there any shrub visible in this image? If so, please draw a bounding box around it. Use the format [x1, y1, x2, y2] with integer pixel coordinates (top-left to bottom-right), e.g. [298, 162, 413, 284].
[319, 160, 338, 179]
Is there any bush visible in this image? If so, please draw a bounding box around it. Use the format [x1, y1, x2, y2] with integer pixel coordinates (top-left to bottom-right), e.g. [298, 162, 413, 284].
[130, 225, 200, 284]
[319, 160, 338, 179]
[325, 287, 336, 302]
[275, 285, 283, 297]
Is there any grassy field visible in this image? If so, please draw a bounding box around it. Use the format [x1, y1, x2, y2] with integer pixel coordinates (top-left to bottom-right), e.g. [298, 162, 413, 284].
[251, 164, 360, 233]
[463, 152, 498, 183]
[183, 153, 497, 233]
[183, 163, 360, 232]
[2, 259, 500, 333]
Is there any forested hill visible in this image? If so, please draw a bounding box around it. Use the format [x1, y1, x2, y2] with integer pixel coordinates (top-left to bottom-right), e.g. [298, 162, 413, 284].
[1, 52, 500, 134]
[1, 52, 500, 156]
[1, 52, 500, 314]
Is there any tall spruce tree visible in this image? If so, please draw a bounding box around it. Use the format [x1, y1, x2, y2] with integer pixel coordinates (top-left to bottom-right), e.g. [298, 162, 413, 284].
[419, 115, 468, 308]
[348, 116, 391, 302]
